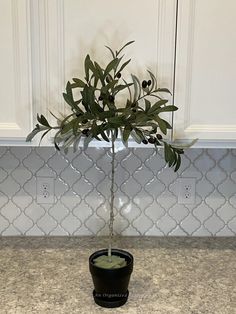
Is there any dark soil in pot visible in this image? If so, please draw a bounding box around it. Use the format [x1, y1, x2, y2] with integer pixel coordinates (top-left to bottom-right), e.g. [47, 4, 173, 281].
[89, 248, 134, 308]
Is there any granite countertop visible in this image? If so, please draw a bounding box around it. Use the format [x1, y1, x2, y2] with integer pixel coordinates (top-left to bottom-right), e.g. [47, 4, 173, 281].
[0, 236, 235, 314]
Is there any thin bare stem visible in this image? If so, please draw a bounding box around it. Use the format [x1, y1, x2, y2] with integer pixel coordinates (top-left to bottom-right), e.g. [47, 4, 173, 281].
[108, 131, 115, 260]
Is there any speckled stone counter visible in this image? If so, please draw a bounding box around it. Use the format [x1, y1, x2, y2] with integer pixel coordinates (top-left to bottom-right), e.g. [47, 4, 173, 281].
[0, 237, 235, 314]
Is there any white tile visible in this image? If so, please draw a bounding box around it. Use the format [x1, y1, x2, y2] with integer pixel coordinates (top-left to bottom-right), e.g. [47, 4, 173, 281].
[180, 214, 201, 235]
[204, 214, 225, 235]
[37, 213, 57, 235]
[193, 204, 213, 223]
[157, 214, 177, 234]
[0, 147, 235, 236]
[132, 214, 153, 235]
[60, 213, 82, 234]
[13, 213, 34, 234]
[1, 203, 21, 222]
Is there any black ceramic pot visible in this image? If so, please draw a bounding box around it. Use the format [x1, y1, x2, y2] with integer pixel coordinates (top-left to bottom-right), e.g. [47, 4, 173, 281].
[89, 248, 134, 308]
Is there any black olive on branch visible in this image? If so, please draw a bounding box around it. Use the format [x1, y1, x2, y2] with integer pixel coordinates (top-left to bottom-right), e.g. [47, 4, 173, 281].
[108, 95, 115, 103]
[82, 129, 89, 136]
[156, 134, 163, 140]
[142, 80, 148, 88]
[148, 137, 156, 144]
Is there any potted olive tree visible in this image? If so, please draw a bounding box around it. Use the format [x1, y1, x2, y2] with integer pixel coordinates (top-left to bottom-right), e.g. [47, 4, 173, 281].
[27, 41, 194, 308]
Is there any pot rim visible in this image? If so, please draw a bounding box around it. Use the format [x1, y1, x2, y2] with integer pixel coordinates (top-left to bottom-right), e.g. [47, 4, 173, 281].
[89, 248, 133, 269]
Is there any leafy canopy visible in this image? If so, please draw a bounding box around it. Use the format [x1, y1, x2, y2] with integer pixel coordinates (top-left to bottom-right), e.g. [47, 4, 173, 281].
[26, 41, 193, 171]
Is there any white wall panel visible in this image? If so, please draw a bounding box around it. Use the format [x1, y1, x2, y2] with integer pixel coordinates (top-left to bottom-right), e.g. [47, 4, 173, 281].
[0, 0, 32, 140]
[174, 0, 236, 142]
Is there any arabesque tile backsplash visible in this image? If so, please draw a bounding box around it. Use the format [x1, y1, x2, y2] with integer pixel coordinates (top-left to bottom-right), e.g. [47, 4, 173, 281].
[0, 147, 236, 236]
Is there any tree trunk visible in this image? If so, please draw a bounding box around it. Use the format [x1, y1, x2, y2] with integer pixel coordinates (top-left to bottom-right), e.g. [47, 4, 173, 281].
[108, 132, 115, 260]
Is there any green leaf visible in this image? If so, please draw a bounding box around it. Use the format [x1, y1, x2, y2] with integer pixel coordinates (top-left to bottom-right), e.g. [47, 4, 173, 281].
[53, 130, 62, 151]
[153, 116, 167, 135]
[147, 70, 157, 91]
[174, 153, 181, 172]
[83, 134, 93, 150]
[81, 85, 95, 112]
[60, 113, 75, 128]
[154, 88, 172, 95]
[134, 128, 144, 140]
[63, 92, 78, 111]
[164, 142, 174, 164]
[105, 45, 115, 59]
[123, 125, 132, 142]
[131, 74, 141, 102]
[84, 55, 92, 82]
[26, 127, 41, 142]
[117, 59, 131, 74]
[100, 130, 110, 142]
[116, 40, 135, 56]
[144, 99, 151, 112]
[63, 134, 75, 150]
[108, 116, 125, 125]
[37, 114, 51, 128]
[130, 130, 142, 144]
[122, 79, 132, 101]
[104, 58, 119, 76]
[61, 119, 76, 134]
[73, 119, 81, 135]
[91, 122, 101, 140]
[72, 78, 86, 88]
[113, 83, 133, 95]
[94, 61, 105, 86]
[135, 112, 149, 124]
[101, 79, 118, 93]
[148, 99, 169, 114]
[39, 129, 51, 145]
[163, 120, 173, 129]
[155, 105, 178, 114]
[83, 112, 95, 120]
[73, 134, 82, 153]
[66, 81, 74, 100]
[97, 110, 115, 120]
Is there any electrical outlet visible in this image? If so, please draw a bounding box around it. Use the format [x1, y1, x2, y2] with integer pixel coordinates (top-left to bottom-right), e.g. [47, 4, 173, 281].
[178, 178, 196, 204]
[37, 177, 54, 204]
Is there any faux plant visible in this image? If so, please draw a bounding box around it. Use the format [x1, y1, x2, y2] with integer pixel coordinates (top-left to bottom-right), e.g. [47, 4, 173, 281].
[27, 41, 194, 268]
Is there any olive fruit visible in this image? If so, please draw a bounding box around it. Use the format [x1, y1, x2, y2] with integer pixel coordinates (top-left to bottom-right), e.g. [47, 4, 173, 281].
[82, 129, 89, 135]
[156, 134, 162, 140]
[142, 139, 148, 145]
[108, 95, 115, 103]
[142, 80, 148, 88]
[148, 137, 156, 144]
[116, 72, 121, 78]
[147, 80, 152, 86]
[98, 95, 103, 101]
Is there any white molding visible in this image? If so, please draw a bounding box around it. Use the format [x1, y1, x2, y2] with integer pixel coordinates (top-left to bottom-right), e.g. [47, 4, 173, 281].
[174, 0, 236, 143]
[0, 0, 32, 139]
[156, 0, 177, 131]
[0, 123, 21, 131]
[173, 0, 195, 139]
[30, 0, 65, 124]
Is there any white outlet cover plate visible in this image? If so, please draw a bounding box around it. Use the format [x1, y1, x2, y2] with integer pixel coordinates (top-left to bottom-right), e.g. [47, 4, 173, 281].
[177, 177, 196, 205]
[36, 177, 55, 204]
